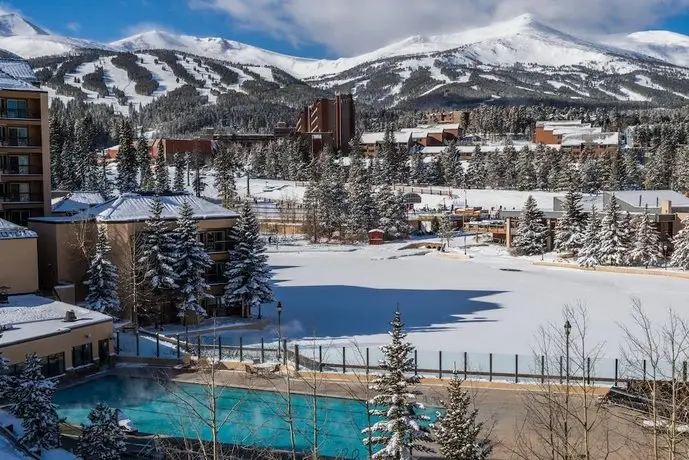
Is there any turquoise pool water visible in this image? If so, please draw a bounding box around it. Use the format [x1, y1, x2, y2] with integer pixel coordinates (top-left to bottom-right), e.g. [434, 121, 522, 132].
[54, 376, 436, 458]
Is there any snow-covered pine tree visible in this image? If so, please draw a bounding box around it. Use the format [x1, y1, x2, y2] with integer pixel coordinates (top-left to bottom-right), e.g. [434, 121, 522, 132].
[441, 141, 463, 187]
[363, 311, 433, 458]
[223, 201, 273, 318]
[534, 144, 551, 190]
[553, 187, 586, 256]
[84, 225, 120, 314]
[424, 157, 443, 186]
[466, 145, 486, 189]
[76, 114, 99, 190]
[622, 151, 642, 190]
[580, 158, 602, 194]
[376, 185, 409, 241]
[380, 126, 398, 185]
[645, 139, 675, 190]
[578, 205, 602, 267]
[49, 115, 66, 189]
[137, 132, 153, 191]
[214, 145, 239, 208]
[0, 357, 12, 400]
[673, 146, 689, 193]
[77, 403, 126, 460]
[347, 155, 376, 240]
[409, 148, 425, 185]
[192, 157, 207, 197]
[511, 196, 548, 256]
[431, 374, 492, 460]
[154, 143, 170, 193]
[139, 196, 178, 296]
[630, 205, 662, 268]
[316, 147, 348, 238]
[485, 149, 503, 189]
[671, 217, 689, 270]
[174, 201, 212, 317]
[598, 195, 628, 266]
[516, 145, 536, 191]
[501, 141, 518, 189]
[173, 151, 187, 192]
[9, 354, 61, 453]
[116, 120, 139, 194]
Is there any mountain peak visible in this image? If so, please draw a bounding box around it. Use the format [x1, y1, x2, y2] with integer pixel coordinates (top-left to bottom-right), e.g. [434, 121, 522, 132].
[0, 12, 48, 37]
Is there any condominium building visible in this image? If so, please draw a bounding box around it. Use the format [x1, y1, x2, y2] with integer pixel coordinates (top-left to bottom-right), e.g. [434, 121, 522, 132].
[296, 94, 355, 154]
[0, 59, 50, 226]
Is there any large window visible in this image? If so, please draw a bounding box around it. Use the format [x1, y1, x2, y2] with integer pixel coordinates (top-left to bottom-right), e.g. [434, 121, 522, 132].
[199, 229, 233, 253]
[0, 155, 30, 174]
[40, 353, 65, 378]
[6, 182, 31, 202]
[6, 210, 30, 227]
[6, 99, 28, 119]
[7, 127, 29, 147]
[72, 343, 93, 368]
[205, 261, 228, 285]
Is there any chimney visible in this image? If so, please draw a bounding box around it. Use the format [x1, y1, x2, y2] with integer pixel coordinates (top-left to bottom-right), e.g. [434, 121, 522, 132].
[64, 310, 77, 322]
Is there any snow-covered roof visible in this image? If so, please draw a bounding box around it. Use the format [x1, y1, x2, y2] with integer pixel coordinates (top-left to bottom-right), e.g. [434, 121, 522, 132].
[0, 59, 37, 84]
[49, 192, 239, 223]
[419, 146, 447, 155]
[0, 218, 36, 240]
[0, 295, 112, 347]
[0, 72, 36, 91]
[360, 131, 411, 145]
[552, 126, 601, 136]
[609, 190, 689, 209]
[52, 191, 107, 214]
[536, 120, 585, 128]
[561, 132, 619, 147]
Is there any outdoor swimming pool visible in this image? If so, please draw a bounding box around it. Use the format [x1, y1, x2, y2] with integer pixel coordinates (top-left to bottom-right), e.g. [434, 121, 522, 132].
[55, 376, 436, 458]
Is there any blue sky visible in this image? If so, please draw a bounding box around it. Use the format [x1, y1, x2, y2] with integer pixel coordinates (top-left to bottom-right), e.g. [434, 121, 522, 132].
[7, 0, 689, 58]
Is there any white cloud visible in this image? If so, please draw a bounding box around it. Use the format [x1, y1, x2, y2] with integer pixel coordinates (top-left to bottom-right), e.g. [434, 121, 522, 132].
[66, 22, 80, 32]
[189, 0, 689, 56]
[122, 22, 180, 37]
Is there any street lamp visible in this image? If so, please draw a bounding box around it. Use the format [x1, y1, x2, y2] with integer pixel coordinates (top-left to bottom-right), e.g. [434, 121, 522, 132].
[564, 319, 572, 459]
[276, 302, 283, 361]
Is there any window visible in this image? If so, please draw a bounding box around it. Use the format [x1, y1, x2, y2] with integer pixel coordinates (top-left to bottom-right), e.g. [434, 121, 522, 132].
[8, 127, 29, 147]
[202, 296, 224, 317]
[199, 230, 232, 252]
[205, 261, 227, 285]
[0, 155, 30, 174]
[6, 182, 30, 202]
[6, 210, 30, 227]
[72, 343, 93, 368]
[40, 353, 65, 378]
[6, 99, 28, 119]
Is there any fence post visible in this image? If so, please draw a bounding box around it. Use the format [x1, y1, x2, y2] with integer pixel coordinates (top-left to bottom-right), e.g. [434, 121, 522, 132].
[283, 340, 287, 366]
[176, 334, 180, 359]
[464, 351, 467, 379]
[366, 348, 370, 376]
[559, 356, 563, 384]
[684, 361, 687, 382]
[116, 331, 120, 354]
[342, 346, 346, 374]
[135, 332, 140, 357]
[197, 336, 201, 357]
[239, 337, 243, 362]
[489, 353, 493, 382]
[541, 355, 545, 384]
[586, 357, 591, 385]
[260, 339, 265, 363]
[295, 344, 300, 371]
[438, 351, 443, 380]
[515, 354, 519, 383]
[414, 350, 418, 376]
[614, 358, 619, 386]
[643, 359, 647, 380]
[319, 346, 323, 372]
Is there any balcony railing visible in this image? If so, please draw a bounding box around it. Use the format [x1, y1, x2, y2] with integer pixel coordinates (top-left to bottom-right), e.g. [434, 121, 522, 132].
[0, 165, 42, 175]
[0, 139, 39, 148]
[1, 110, 40, 120]
[1, 192, 43, 203]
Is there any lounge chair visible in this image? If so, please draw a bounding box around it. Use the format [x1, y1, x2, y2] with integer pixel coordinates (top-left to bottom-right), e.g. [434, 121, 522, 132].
[244, 363, 258, 376]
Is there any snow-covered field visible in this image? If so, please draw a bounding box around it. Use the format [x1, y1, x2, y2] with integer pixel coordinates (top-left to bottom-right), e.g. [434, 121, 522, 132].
[215, 241, 689, 376]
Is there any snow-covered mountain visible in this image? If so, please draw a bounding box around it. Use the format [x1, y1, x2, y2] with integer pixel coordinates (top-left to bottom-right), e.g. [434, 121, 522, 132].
[8, 12, 689, 109]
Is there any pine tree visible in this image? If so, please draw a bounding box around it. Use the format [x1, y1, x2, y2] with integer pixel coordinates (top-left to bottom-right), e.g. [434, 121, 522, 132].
[598, 195, 628, 266]
[409, 148, 425, 185]
[431, 375, 492, 460]
[77, 403, 126, 460]
[347, 155, 376, 240]
[223, 201, 273, 318]
[154, 144, 170, 193]
[630, 206, 662, 268]
[511, 196, 548, 256]
[516, 145, 536, 191]
[116, 121, 139, 193]
[578, 205, 602, 267]
[554, 187, 586, 256]
[376, 185, 408, 240]
[192, 157, 207, 197]
[76, 114, 99, 189]
[214, 145, 239, 208]
[442, 141, 464, 187]
[137, 133, 152, 190]
[173, 151, 187, 192]
[0, 358, 13, 401]
[534, 144, 551, 190]
[622, 151, 642, 190]
[174, 201, 212, 317]
[379, 125, 398, 185]
[671, 218, 689, 270]
[501, 141, 518, 189]
[316, 148, 348, 238]
[9, 354, 61, 453]
[580, 158, 602, 194]
[49, 115, 66, 189]
[466, 145, 486, 189]
[84, 225, 120, 314]
[673, 146, 689, 193]
[645, 139, 674, 190]
[140, 196, 178, 292]
[363, 311, 433, 458]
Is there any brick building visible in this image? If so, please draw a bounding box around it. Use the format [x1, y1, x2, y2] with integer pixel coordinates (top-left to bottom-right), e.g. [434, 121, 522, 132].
[534, 121, 619, 154]
[296, 94, 355, 154]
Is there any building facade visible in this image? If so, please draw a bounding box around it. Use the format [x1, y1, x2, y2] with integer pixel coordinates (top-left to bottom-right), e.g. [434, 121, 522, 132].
[296, 94, 355, 154]
[0, 59, 50, 226]
[0, 218, 38, 294]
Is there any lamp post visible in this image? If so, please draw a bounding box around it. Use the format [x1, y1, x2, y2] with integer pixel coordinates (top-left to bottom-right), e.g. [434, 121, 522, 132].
[564, 319, 572, 459]
[276, 302, 283, 361]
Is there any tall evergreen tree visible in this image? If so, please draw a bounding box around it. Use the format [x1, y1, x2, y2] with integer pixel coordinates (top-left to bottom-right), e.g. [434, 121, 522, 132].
[192, 157, 207, 197]
[534, 144, 551, 190]
[431, 375, 492, 460]
[466, 145, 486, 189]
[622, 151, 642, 190]
[670, 217, 689, 270]
[554, 187, 586, 256]
[214, 145, 239, 208]
[154, 144, 170, 193]
[116, 120, 139, 193]
[173, 151, 187, 192]
[49, 115, 66, 189]
[501, 140, 518, 189]
[174, 201, 212, 317]
[137, 134, 152, 191]
[223, 201, 274, 318]
[363, 311, 433, 458]
[630, 206, 662, 268]
[580, 158, 602, 194]
[77, 403, 126, 460]
[9, 354, 61, 453]
[376, 185, 408, 240]
[316, 147, 348, 238]
[598, 195, 628, 266]
[673, 146, 689, 193]
[409, 148, 425, 185]
[645, 139, 674, 190]
[516, 145, 536, 190]
[76, 114, 99, 189]
[578, 205, 602, 267]
[347, 156, 376, 239]
[511, 196, 547, 256]
[379, 125, 398, 185]
[84, 225, 120, 314]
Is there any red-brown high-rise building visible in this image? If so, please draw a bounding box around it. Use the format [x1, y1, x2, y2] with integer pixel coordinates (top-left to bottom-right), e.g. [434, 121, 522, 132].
[295, 94, 355, 154]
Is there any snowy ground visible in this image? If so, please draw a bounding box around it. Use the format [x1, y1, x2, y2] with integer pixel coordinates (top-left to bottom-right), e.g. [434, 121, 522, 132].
[0, 410, 78, 460]
[209, 240, 689, 378]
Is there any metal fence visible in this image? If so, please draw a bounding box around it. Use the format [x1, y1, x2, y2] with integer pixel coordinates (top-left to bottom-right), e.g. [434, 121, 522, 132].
[114, 332, 689, 386]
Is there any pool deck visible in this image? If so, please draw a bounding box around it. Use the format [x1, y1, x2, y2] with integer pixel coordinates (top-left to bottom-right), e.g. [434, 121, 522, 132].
[107, 365, 655, 459]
